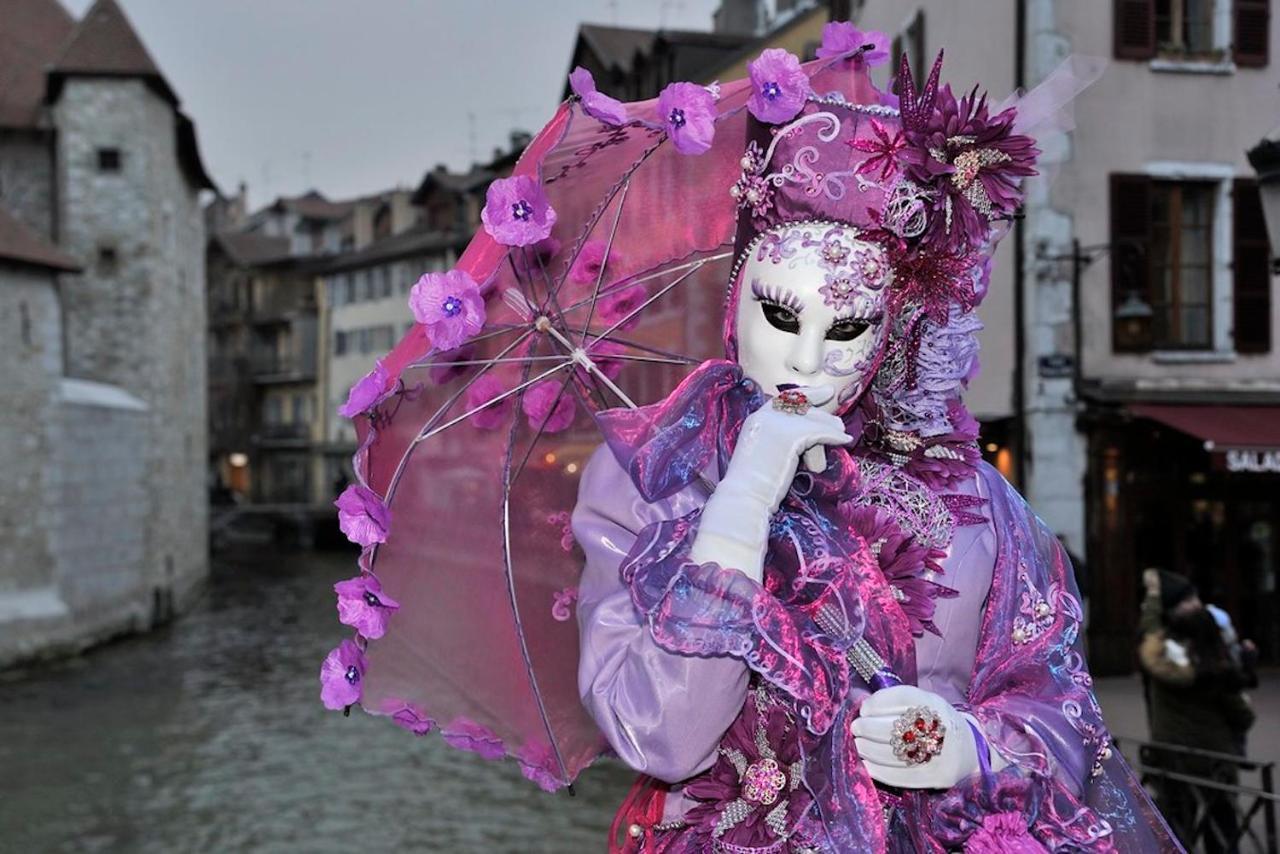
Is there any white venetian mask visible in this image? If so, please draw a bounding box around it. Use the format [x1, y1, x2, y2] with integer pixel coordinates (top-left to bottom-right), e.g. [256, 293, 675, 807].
[732, 223, 892, 414]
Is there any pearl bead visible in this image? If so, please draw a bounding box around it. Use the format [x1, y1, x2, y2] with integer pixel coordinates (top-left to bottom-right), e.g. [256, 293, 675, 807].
[628, 823, 644, 839]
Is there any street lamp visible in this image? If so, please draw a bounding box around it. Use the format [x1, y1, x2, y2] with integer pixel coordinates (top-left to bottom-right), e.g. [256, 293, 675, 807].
[1246, 137, 1280, 274]
[1114, 290, 1154, 351]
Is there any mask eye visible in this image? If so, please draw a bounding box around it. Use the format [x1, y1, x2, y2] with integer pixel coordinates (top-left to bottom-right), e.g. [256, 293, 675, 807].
[760, 301, 800, 334]
[825, 318, 871, 342]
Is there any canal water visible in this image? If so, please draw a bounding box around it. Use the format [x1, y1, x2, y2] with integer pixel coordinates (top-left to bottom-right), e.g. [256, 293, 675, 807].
[0, 548, 633, 853]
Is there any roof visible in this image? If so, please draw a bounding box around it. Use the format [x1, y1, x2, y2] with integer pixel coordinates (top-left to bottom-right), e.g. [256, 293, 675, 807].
[211, 230, 292, 267]
[0, 0, 76, 128]
[322, 226, 466, 274]
[47, 0, 177, 105]
[0, 204, 80, 272]
[413, 165, 494, 202]
[577, 24, 657, 74]
[271, 190, 355, 221]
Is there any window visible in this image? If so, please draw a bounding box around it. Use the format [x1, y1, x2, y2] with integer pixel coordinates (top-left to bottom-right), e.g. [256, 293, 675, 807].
[334, 330, 349, 356]
[96, 245, 118, 275]
[1116, 0, 1270, 64]
[1233, 179, 1273, 352]
[1156, 0, 1216, 53]
[1110, 174, 1219, 351]
[343, 275, 356, 304]
[97, 148, 122, 172]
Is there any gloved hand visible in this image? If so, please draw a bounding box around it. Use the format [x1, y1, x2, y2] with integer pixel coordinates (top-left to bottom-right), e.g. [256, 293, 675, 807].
[687, 386, 853, 583]
[851, 684, 1006, 789]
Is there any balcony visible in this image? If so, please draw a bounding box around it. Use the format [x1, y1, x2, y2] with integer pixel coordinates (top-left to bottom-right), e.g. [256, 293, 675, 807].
[254, 422, 311, 447]
[250, 352, 316, 383]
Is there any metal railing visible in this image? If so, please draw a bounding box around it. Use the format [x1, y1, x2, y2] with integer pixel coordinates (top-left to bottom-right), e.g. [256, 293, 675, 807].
[1115, 736, 1279, 853]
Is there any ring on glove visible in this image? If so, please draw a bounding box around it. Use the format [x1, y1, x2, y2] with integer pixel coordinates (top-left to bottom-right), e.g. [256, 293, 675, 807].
[889, 706, 946, 765]
[771, 389, 811, 415]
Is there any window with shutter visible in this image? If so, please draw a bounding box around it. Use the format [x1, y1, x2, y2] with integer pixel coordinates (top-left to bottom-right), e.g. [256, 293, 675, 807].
[1115, 0, 1157, 59]
[1233, 179, 1272, 352]
[1111, 174, 1154, 351]
[1235, 0, 1271, 66]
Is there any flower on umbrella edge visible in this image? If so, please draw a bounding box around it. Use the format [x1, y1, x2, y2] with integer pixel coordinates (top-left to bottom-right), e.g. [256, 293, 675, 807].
[481, 174, 558, 247]
[334, 483, 391, 547]
[319, 638, 367, 710]
[334, 571, 400, 639]
[747, 48, 810, 125]
[409, 269, 486, 352]
[815, 22, 890, 68]
[656, 81, 717, 156]
[569, 66, 627, 127]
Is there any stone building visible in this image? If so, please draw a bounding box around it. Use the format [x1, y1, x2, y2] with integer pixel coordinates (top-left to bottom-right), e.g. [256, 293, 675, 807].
[0, 0, 215, 665]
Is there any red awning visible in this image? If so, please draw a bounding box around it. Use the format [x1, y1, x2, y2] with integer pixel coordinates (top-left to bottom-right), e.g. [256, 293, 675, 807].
[1130, 404, 1280, 450]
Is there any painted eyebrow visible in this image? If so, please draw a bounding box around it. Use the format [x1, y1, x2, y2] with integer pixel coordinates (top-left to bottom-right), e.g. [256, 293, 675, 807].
[750, 278, 802, 313]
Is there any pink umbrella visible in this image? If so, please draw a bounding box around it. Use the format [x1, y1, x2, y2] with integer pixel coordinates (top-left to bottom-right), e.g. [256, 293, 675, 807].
[320, 44, 893, 792]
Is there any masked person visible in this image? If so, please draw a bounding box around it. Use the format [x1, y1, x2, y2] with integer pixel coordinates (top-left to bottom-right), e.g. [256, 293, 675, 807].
[1139, 569, 1255, 852]
[572, 51, 1180, 853]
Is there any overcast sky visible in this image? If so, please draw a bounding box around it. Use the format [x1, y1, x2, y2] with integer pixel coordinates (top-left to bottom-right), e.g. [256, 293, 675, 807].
[61, 0, 721, 207]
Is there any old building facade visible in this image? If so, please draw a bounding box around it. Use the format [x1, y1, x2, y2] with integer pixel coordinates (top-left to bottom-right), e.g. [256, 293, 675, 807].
[0, 0, 214, 665]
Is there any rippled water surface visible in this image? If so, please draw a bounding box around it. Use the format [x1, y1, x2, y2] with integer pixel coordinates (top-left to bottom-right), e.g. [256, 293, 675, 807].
[0, 548, 633, 853]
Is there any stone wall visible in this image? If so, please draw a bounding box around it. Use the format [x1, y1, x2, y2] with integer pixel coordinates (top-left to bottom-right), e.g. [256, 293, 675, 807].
[53, 77, 208, 618]
[0, 129, 57, 238]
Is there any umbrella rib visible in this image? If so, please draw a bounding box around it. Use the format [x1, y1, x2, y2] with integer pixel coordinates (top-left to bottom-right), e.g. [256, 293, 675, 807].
[497, 354, 575, 793]
[578, 177, 631, 340]
[533, 245, 612, 411]
[408, 355, 570, 369]
[414, 360, 570, 446]
[382, 327, 534, 504]
[585, 333, 699, 365]
[556, 251, 734, 315]
[586, 262, 704, 347]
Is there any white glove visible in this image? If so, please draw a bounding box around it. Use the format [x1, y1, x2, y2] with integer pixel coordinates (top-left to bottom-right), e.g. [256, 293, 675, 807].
[851, 684, 1006, 789]
[687, 386, 853, 583]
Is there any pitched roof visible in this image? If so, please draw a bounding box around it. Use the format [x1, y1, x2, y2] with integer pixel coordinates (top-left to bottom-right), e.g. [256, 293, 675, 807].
[0, 204, 80, 272]
[271, 190, 355, 221]
[211, 230, 292, 267]
[322, 225, 465, 274]
[0, 0, 76, 128]
[577, 24, 656, 74]
[412, 165, 493, 203]
[48, 0, 177, 105]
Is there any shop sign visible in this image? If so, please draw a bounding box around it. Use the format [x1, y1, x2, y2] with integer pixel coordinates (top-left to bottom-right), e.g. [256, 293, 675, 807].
[1221, 448, 1280, 473]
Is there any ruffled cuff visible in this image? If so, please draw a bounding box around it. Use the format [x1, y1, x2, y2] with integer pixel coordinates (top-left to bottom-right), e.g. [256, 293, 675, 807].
[621, 511, 858, 735]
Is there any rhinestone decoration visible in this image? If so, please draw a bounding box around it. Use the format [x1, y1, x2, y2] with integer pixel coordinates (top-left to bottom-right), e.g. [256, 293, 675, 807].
[742, 758, 787, 805]
[889, 705, 946, 765]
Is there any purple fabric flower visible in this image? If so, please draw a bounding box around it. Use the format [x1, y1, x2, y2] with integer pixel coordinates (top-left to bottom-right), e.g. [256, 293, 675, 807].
[334, 484, 391, 547]
[429, 343, 476, 385]
[441, 718, 505, 760]
[746, 49, 809, 125]
[569, 239, 624, 286]
[381, 699, 435, 735]
[815, 22, 890, 67]
[319, 639, 366, 710]
[568, 66, 627, 126]
[522, 380, 576, 433]
[481, 174, 557, 247]
[334, 572, 401, 639]
[338, 360, 392, 419]
[466, 373, 514, 430]
[847, 505, 957, 637]
[656, 82, 717, 156]
[597, 283, 646, 331]
[409, 269, 486, 352]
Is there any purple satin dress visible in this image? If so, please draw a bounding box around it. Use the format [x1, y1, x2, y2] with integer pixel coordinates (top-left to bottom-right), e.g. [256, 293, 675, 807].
[572, 361, 1180, 852]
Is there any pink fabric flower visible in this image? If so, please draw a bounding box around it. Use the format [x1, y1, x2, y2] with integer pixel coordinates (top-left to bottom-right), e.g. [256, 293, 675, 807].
[466, 373, 514, 430]
[747, 49, 809, 124]
[429, 343, 476, 385]
[598, 283, 646, 331]
[568, 66, 627, 126]
[522, 380, 576, 433]
[334, 572, 401, 639]
[441, 718, 505, 760]
[380, 699, 435, 735]
[815, 22, 890, 67]
[338, 360, 392, 419]
[334, 483, 391, 547]
[409, 269, 485, 352]
[481, 174, 557, 247]
[569, 239, 624, 286]
[319, 639, 366, 710]
[656, 82, 717, 156]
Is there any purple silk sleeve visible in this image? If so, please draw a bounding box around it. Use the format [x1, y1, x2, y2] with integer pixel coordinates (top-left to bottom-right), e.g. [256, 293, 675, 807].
[573, 445, 750, 784]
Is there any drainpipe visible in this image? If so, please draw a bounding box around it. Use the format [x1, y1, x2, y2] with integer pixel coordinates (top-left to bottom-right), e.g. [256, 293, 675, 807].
[1013, 0, 1028, 487]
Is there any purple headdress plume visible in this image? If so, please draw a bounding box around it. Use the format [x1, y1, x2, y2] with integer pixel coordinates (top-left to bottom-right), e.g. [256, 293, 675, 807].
[898, 50, 944, 133]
